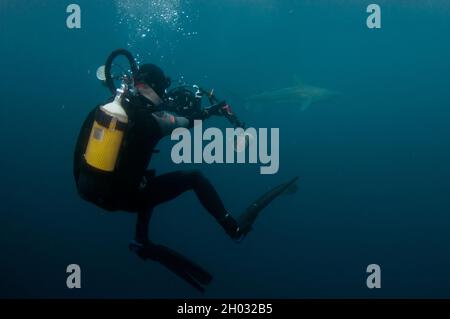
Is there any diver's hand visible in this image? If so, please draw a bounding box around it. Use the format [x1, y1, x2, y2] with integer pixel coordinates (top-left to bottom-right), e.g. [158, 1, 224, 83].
[204, 101, 229, 117]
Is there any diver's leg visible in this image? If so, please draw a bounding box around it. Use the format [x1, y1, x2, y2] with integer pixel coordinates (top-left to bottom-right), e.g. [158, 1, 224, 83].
[146, 170, 240, 239]
[135, 209, 152, 244]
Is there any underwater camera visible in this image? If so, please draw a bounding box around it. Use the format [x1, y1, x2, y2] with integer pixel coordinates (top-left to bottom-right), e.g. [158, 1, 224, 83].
[165, 85, 203, 117]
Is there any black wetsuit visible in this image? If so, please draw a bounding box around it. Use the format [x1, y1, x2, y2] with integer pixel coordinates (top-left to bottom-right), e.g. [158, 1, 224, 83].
[73, 93, 237, 243]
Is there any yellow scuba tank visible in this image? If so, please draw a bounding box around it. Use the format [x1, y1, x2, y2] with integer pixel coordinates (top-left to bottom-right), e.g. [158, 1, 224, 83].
[84, 86, 128, 172]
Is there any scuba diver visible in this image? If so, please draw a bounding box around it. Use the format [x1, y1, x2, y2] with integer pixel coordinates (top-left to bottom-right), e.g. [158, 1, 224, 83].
[74, 49, 298, 292]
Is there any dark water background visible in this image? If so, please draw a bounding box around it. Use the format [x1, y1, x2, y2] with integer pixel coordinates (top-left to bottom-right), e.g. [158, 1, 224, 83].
[1, 0, 450, 298]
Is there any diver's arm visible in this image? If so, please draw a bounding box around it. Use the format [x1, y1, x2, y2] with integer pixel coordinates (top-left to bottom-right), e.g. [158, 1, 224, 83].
[151, 98, 232, 137]
[151, 111, 189, 136]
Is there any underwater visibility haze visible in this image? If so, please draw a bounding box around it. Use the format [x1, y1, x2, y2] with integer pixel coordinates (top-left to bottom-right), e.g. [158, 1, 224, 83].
[1, 0, 450, 298]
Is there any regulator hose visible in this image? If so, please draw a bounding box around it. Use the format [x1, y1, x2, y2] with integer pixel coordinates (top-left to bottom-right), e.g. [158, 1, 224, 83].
[104, 49, 139, 94]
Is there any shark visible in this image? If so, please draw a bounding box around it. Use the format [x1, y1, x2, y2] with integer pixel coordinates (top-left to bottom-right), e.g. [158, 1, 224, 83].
[245, 82, 339, 111]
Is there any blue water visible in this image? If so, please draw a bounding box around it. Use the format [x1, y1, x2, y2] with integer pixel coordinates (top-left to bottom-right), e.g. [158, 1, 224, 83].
[1, 0, 450, 298]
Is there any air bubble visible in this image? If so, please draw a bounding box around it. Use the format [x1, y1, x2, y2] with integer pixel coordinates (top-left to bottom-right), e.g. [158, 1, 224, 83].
[114, 0, 198, 47]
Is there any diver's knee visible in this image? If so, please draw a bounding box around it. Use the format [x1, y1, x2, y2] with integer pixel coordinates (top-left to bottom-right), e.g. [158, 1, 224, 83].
[185, 169, 205, 185]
